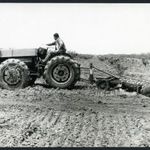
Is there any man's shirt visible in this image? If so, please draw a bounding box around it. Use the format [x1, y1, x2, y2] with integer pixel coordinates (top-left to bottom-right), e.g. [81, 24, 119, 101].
[55, 38, 66, 51]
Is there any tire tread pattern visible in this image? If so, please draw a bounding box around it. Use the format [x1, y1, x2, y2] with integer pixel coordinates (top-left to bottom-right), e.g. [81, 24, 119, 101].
[43, 56, 80, 89]
[0, 59, 30, 90]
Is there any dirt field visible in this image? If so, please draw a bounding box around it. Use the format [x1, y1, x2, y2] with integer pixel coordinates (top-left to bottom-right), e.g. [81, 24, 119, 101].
[0, 55, 150, 147]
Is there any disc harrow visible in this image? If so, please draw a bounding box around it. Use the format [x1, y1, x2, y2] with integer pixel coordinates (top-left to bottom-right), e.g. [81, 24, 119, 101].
[80, 63, 150, 96]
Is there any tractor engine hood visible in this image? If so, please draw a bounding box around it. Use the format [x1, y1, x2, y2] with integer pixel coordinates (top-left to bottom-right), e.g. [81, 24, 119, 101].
[0, 48, 37, 58]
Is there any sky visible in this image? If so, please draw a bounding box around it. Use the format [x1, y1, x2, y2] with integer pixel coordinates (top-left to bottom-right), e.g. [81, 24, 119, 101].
[0, 4, 150, 55]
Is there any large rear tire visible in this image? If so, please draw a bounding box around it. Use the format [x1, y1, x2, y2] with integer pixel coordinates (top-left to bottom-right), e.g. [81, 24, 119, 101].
[0, 59, 30, 90]
[44, 56, 80, 89]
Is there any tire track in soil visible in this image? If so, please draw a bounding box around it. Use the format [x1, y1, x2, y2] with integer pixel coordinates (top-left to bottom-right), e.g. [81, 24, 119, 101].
[82, 112, 98, 147]
[125, 115, 143, 147]
[70, 113, 90, 147]
[49, 112, 69, 147]
[116, 114, 149, 147]
[72, 111, 98, 147]
[113, 115, 131, 147]
[102, 114, 118, 147]
[62, 112, 85, 147]
[94, 112, 104, 147]
[0, 107, 35, 147]
[108, 115, 122, 147]
[55, 113, 80, 147]
[128, 115, 150, 147]
[99, 114, 114, 147]
[35, 110, 62, 147]
[18, 109, 58, 147]
[94, 113, 132, 147]
[25, 110, 58, 147]
[43, 111, 66, 147]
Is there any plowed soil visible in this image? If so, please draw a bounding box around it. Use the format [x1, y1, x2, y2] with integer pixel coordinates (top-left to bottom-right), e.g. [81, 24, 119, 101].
[0, 55, 150, 147]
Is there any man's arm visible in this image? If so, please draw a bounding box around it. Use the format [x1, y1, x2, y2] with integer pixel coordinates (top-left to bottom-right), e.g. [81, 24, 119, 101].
[46, 41, 56, 46]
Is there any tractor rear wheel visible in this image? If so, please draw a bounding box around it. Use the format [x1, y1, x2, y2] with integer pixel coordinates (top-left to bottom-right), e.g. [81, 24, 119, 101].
[44, 56, 80, 89]
[0, 59, 30, 90]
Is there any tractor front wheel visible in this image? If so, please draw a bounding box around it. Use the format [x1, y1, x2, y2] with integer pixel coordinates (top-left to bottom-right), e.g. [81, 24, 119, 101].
[0, 59, 30, 90]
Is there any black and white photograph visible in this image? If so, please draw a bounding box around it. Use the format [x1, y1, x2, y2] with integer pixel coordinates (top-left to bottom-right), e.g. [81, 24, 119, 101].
[0, 3, 150, 147]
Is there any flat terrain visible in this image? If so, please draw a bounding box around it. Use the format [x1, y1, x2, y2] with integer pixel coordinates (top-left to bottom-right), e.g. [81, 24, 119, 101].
[0, 55, 150, 147]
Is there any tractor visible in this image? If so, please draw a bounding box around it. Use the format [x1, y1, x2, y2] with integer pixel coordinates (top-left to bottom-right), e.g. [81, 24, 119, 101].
[1, 46, 150, 97]
[0, 47, 80, 90]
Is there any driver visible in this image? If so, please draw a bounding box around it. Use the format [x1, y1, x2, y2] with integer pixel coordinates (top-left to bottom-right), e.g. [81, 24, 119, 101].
[42, 33, 67, 63]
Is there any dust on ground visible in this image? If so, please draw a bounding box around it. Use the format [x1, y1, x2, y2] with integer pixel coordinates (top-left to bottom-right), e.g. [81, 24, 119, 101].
[0, 55, 150, 147]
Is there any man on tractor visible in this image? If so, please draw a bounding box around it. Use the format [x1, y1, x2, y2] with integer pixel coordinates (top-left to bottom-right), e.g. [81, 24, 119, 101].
[41, 33, 67, 63]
